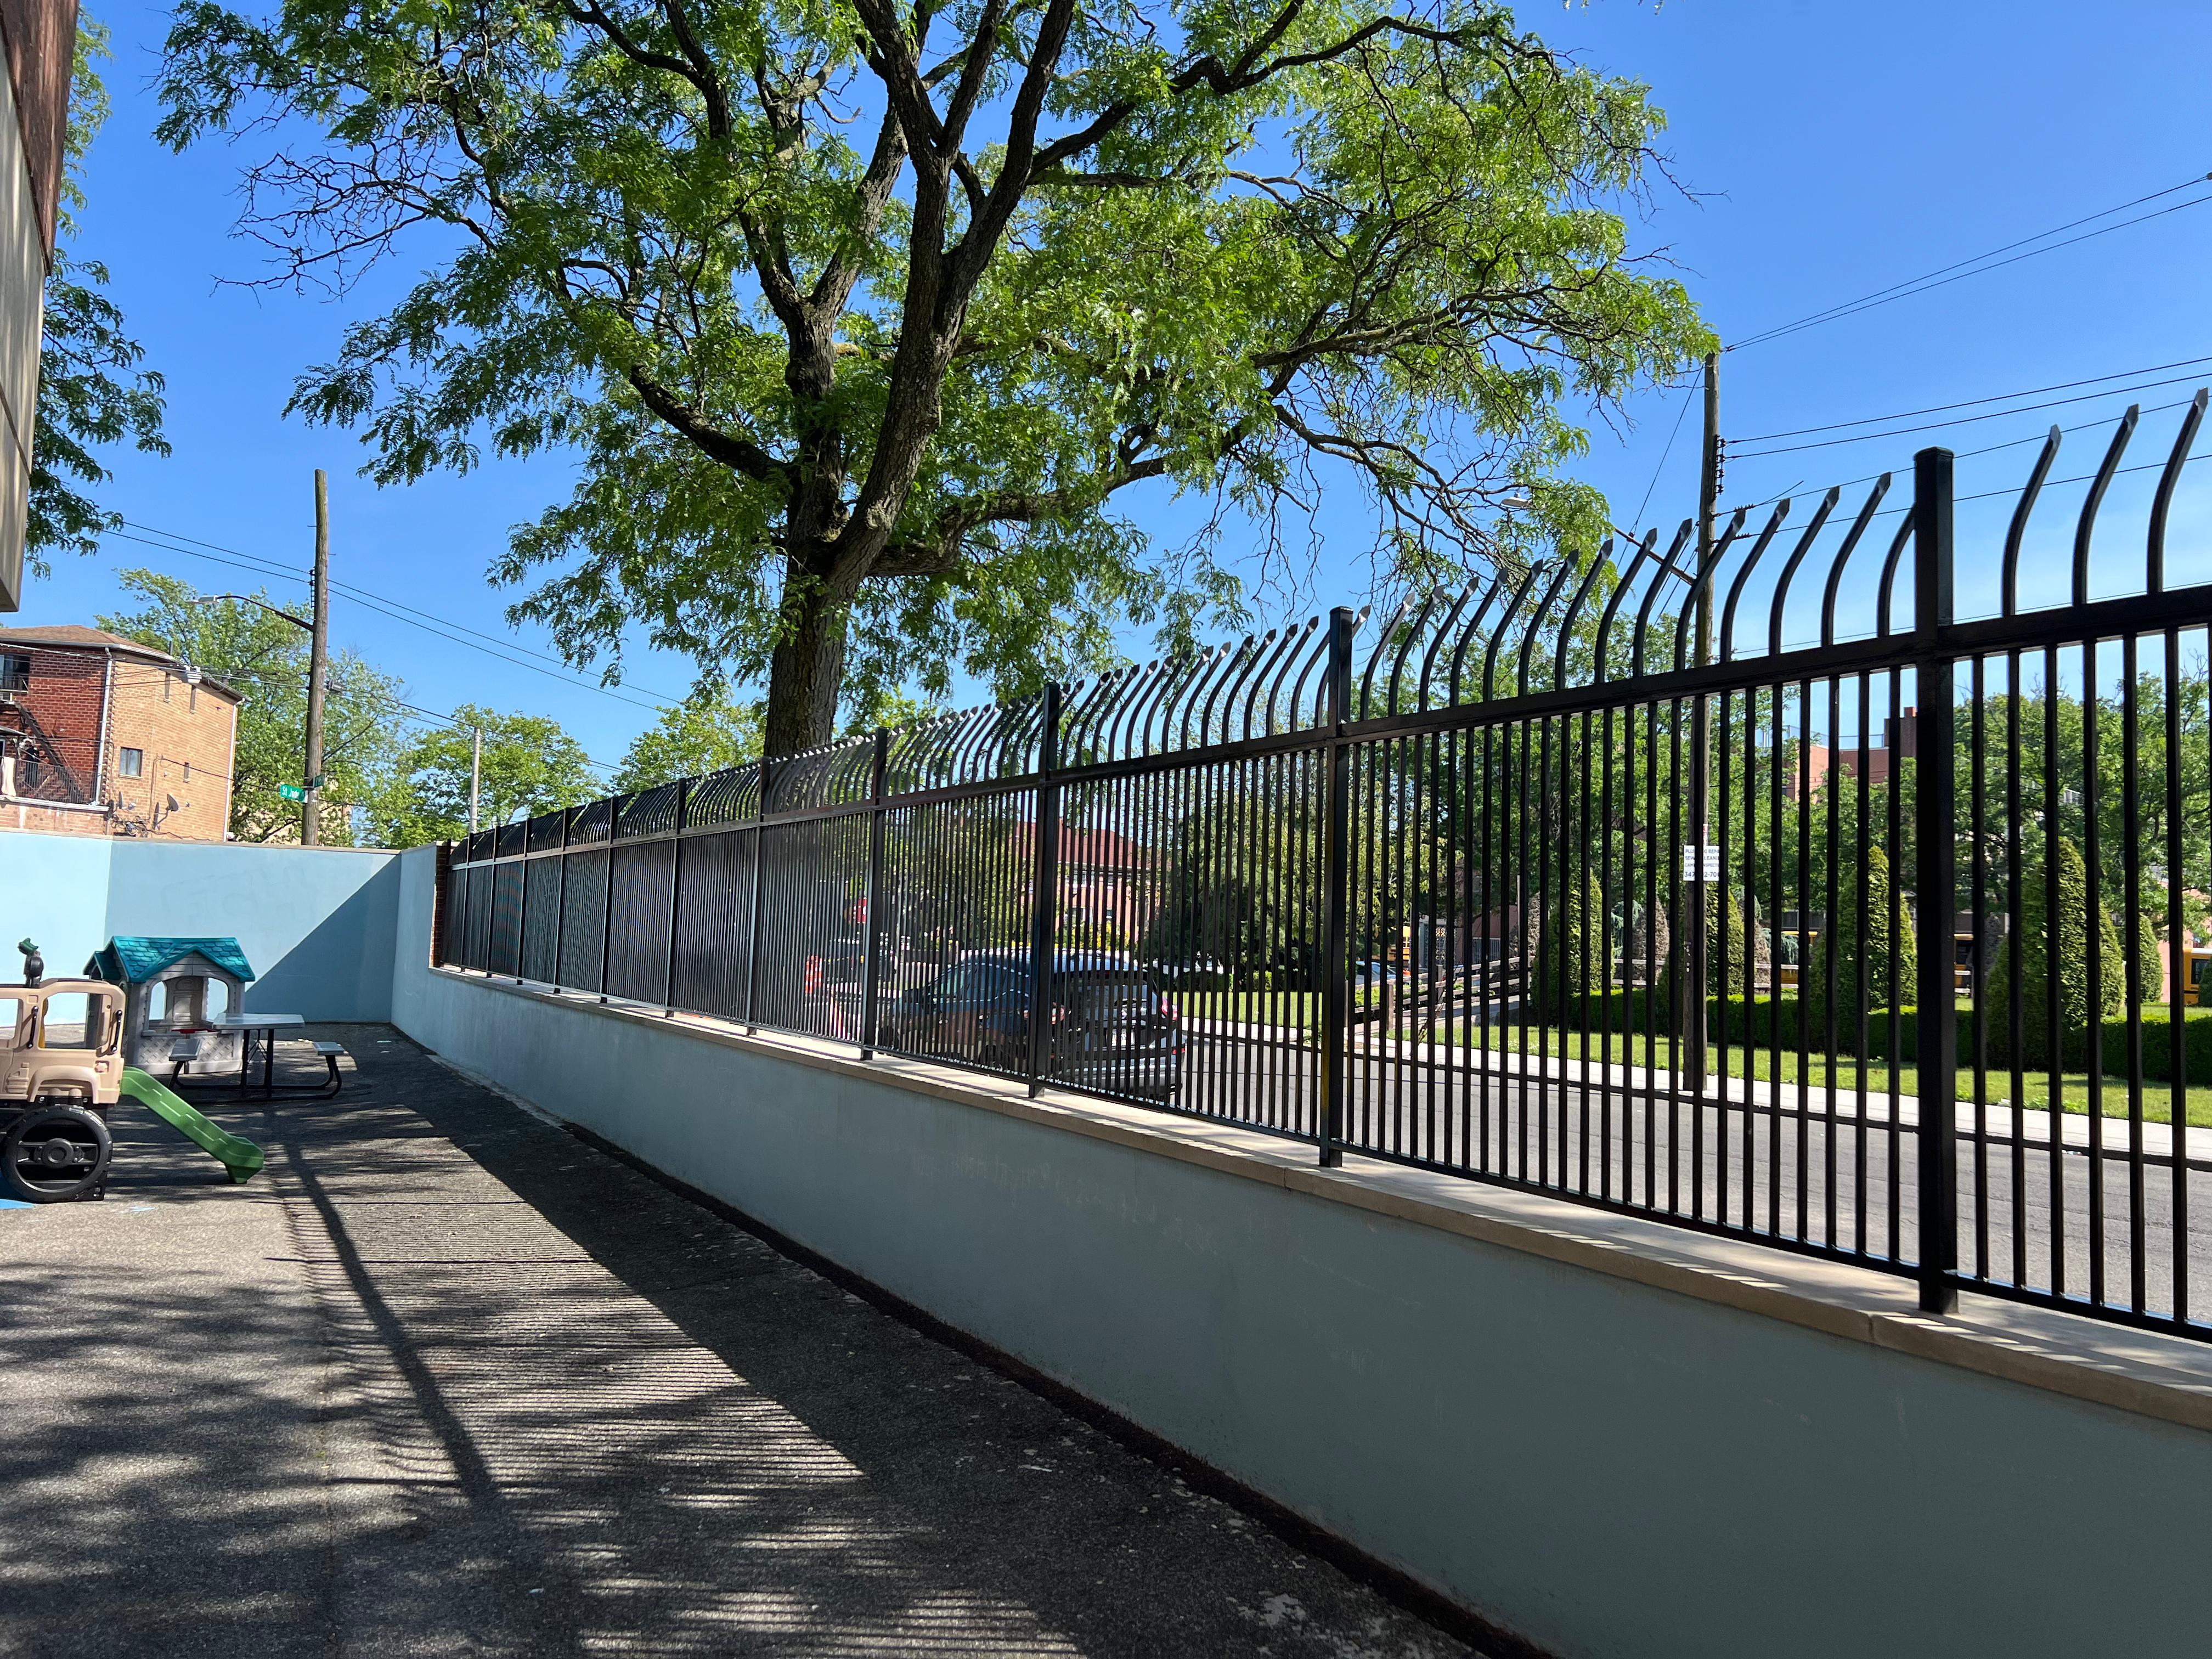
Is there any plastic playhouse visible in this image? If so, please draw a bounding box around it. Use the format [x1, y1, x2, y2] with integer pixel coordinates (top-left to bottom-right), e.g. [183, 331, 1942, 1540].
[2, 940, 263, 1203]
[85, 935, 257, 1074]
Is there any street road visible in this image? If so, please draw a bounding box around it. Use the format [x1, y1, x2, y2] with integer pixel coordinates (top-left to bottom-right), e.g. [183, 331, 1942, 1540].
[1163, 1022, 2212, 1330]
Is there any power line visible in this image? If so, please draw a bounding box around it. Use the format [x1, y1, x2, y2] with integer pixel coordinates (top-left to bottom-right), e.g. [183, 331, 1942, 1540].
[1732, 353, 2212, 444]
[1730, 172, 2212, 352]
[1630, 380, 1698, 535]
[100, 521, 685, 713]
[1728, 375, 2211, 460]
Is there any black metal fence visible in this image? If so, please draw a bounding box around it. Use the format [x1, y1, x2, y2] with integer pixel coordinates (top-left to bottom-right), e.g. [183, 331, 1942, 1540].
[441, 403, 2212, 1341]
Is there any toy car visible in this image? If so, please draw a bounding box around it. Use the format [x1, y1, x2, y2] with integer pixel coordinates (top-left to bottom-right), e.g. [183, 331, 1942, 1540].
[1, 970, 126, 1203]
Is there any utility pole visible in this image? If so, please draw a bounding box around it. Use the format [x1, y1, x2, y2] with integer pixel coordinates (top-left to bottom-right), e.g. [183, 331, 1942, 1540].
[303, 469, 331, 845]
[1686, 349, 1721, 1087]
[468, 726, 482, 836]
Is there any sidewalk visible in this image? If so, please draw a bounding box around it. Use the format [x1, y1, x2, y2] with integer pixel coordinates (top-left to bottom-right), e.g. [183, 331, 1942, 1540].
[0, 1026, 1474, 1659]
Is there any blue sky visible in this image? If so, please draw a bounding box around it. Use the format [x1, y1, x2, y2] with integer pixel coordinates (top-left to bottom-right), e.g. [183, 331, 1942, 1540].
[16, 0, 2212, 774]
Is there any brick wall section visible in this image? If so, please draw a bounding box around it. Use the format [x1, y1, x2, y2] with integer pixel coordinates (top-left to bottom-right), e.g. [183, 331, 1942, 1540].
[2, 641, 103, 800]
[1, 630, 241, 840]
[103, 656, 238, 840]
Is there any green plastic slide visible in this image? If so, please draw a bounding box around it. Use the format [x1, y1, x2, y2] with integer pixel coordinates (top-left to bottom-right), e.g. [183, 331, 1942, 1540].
[117, 1069, 266, 1184]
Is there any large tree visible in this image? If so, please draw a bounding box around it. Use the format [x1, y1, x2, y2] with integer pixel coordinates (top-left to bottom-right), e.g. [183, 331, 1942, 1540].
[159, 0, 1706, 754]
[30, 14, 168, 566]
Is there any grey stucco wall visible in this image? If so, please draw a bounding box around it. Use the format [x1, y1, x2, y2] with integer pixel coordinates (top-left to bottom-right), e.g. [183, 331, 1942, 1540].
[388, 845, 2209, 1659]
[0, 828, 400, 1019]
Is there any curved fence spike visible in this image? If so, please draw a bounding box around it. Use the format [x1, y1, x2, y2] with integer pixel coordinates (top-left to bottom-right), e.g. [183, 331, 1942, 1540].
[1446, 579, 1503, 706]
[1285, 620, 1335, 732]
[1675, 509, 1747, 674]
[2002, 427, 2062, 619]
[1768, 488, 1840, 658]
[1178, 642, 1241, 752]
[1129, 657, 1188, 758]
[1201, 634, 1261, 746]
[1821, 476, 1892, 647]
[2074, 405, 2141, 608]
[1387, 591, 1443, 715]
[1264, 616, 1321, 734]
[1719, 501, 1790, 663]
[1357, 600, 1410, 718]
[1485, 565, 1545, 701]
[1633, 522, 1695, 680]
[1244, 625, 1302, 738]
[1553, 543, 1613, 691]
[1594, 533, 1657, 685]
[2150, 390, 2208, 594]
[1418, 579, 1482, 710]
[1516, 562, 1574, 697]
[1875, 515, 1912, 638]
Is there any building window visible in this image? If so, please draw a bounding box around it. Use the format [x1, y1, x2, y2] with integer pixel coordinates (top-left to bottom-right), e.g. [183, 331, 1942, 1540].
[0, 653, 27, 693]
[119, 747, 143, 778]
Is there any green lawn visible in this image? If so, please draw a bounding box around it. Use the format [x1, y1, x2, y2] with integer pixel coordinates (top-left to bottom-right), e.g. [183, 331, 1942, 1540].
[1388, 1023, 2212, 1129]
[1172, 990, 1323, 1032]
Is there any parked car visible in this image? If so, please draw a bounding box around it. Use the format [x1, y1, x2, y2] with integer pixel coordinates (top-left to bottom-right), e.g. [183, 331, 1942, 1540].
[887, 950, 1184, 1101]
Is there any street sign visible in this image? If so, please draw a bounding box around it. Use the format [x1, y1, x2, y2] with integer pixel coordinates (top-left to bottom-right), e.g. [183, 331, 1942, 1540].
[278, 784, 306, 802]
[306, 772, 325, 791]
[1680, 844, 1722, 882]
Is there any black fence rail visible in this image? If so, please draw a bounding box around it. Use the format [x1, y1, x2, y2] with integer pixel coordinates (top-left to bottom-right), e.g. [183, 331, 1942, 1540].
[442, 402, 2212, 1342]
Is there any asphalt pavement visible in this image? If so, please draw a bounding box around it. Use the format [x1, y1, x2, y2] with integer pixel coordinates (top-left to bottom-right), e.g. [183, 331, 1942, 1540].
[0, 1025, 1480, 1659]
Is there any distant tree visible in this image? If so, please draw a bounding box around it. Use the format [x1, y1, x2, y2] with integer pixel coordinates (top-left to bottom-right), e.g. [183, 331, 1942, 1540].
[614, 690, 762, 792]
[100, 569, 403, 842]
[371, 704, 595, 844]
[1803, 842, 1915, 1044]
[28, 14, 167, 566]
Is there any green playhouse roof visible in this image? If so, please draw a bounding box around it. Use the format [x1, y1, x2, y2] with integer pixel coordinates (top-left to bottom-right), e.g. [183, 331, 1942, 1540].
[87, 936, 257, 985]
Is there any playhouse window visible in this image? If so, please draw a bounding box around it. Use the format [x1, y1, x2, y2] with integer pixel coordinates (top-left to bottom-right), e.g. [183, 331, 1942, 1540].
[0, 997, 21, 1043]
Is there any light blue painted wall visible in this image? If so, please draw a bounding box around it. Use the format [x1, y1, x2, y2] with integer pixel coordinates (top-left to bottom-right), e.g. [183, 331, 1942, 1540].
[386, 845, 2212, 1659]
[0, 828, 401, 1018]
[0, 832, 111, 981]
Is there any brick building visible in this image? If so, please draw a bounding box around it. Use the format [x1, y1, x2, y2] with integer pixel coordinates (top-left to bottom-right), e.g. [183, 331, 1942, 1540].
[0, 624, 240, 838]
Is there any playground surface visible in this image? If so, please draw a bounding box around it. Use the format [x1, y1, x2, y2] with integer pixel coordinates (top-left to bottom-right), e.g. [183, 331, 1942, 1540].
[0, 1026, 1474, 1658]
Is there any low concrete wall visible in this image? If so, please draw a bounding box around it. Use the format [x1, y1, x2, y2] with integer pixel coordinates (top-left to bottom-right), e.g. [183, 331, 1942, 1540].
[0, 827, 400, 1019]
[387, 847, 2211, 1659]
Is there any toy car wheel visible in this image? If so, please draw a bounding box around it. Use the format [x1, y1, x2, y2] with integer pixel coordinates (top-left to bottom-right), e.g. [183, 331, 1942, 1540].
[2, 1106, 113, 1204]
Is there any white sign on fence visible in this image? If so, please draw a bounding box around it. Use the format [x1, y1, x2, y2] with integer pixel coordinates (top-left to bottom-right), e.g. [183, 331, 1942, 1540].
[1681, 844, 1722, 882]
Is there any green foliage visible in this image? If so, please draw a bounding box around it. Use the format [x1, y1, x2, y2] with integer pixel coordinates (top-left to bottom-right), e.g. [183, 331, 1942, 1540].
[1985, 838, 2124, 1070]
[613, 690, 761, 793]
[99, 569, 402, 843]
[1802, 843, 1915, 1029]
[157, 0, 1710, 752]
[28, 13, 167, 566]
[1532, 871, 1604, 1015]
[369, 703, 595, 846]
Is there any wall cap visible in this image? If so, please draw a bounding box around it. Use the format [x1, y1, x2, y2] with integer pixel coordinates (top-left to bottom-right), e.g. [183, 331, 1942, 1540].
[428, 964, 2212, 1435]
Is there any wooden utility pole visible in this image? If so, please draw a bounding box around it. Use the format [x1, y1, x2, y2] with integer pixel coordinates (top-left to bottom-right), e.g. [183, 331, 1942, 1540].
[303, 470, 331, 844]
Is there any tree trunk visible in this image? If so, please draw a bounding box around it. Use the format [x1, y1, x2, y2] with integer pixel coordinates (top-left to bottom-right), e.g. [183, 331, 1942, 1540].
[763, 573, 851, 757]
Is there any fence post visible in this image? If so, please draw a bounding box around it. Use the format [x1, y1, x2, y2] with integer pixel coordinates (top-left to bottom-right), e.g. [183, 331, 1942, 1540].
[860, 729, 890, 1058]
[1319, 607, 1356, 1167]
[663, 780, 688, 1017]
[1913, 444, 1960, 1314]
[744, 757, 770, 1034]
[432, 840, 452, 967]
[1028, 684, 1063, 1098]
[599, 794, 624, 1004]
[551, 807, 569, 992]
